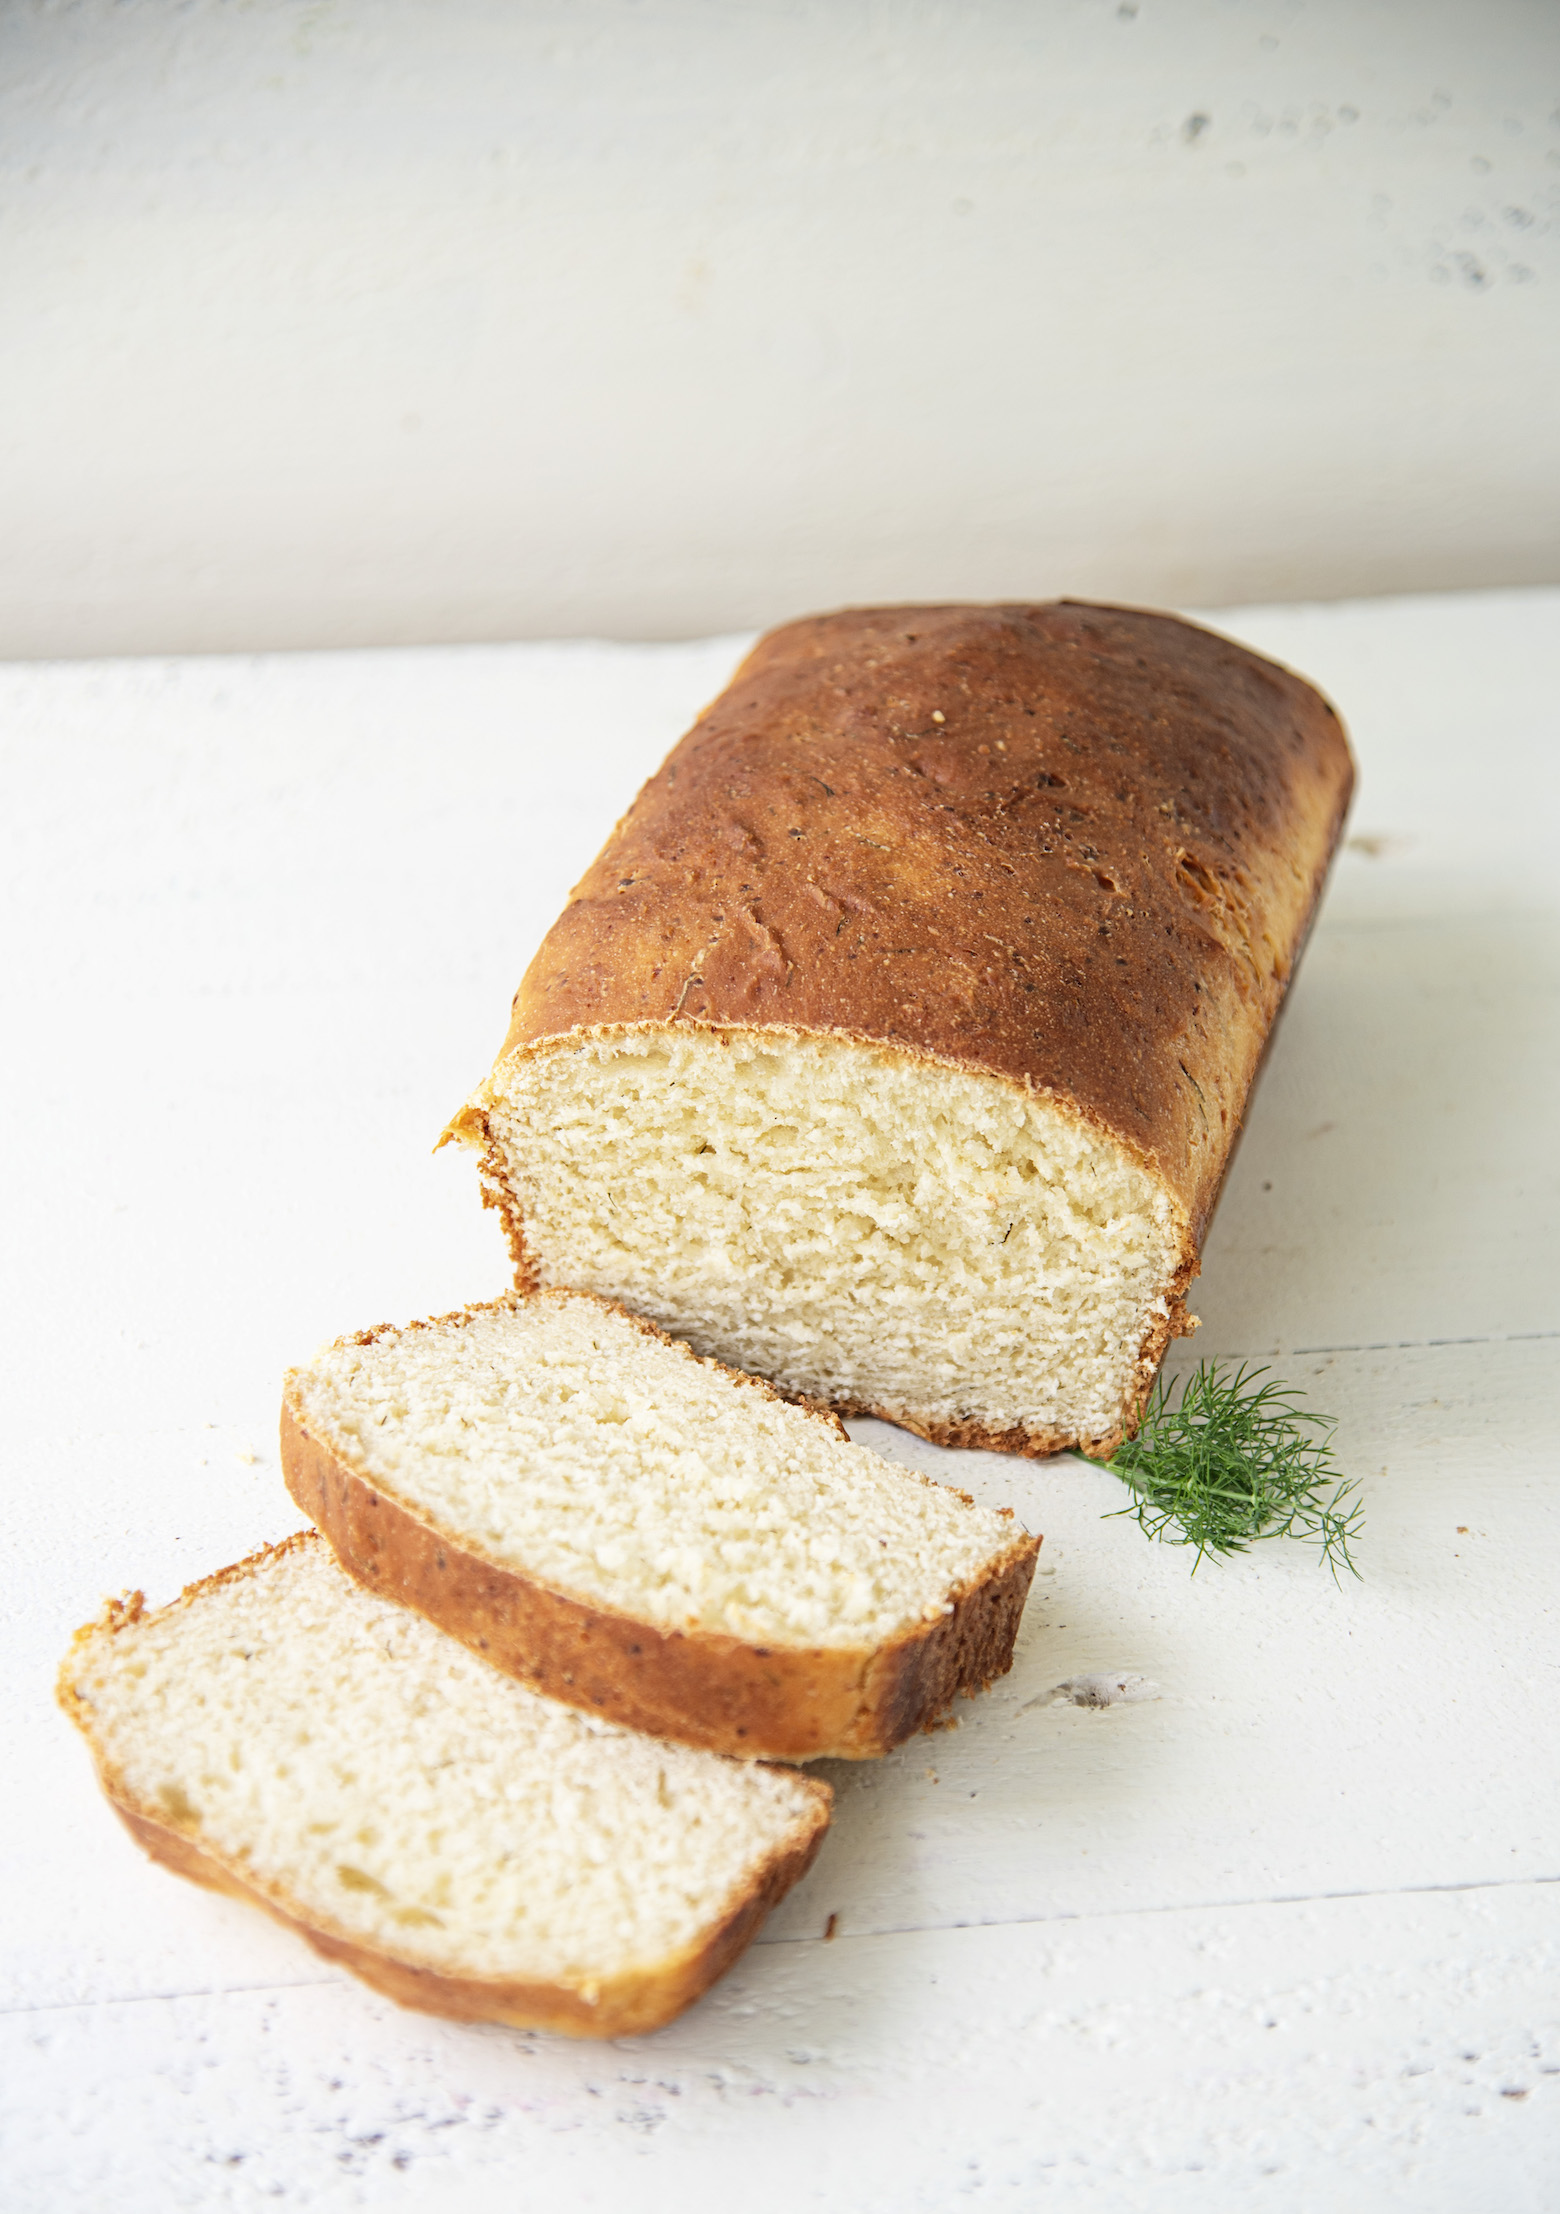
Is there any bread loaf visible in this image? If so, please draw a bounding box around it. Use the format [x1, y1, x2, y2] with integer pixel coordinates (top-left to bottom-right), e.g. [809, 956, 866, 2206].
[447, 602, 1353, 1457]
[58, 1533, 832, 2038]
[282, 1289, 1038, 1760]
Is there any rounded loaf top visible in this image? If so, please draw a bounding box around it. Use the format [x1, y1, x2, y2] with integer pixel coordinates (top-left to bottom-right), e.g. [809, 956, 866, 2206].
[499, 601, 1354, 1241]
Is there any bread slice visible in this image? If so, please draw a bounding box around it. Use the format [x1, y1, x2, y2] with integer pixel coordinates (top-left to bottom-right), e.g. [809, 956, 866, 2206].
[281, 1290, 1039, 1760]
[57, 1533, 832, 2039]
[444, 601, 1354, 1457]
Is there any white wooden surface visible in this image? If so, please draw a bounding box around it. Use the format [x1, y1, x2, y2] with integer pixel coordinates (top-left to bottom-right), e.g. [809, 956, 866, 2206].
[3, 587, 1558, 2209]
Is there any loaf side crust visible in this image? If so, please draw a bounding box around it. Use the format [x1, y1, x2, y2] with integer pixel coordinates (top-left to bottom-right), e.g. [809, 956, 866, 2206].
[281, 1292, 1041, 1758]
[56, 1536, 833, 2040]
[452, 601, 1355, 1260]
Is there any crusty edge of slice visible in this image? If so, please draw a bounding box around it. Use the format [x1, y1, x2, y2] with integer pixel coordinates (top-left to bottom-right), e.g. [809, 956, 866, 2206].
[280, 1290, 1041, 1760]
[55, 1532, 834, 2040]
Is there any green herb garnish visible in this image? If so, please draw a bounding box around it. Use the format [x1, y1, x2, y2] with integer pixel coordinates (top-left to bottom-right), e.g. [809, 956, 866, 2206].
[1102, 1361, 1363, 1579]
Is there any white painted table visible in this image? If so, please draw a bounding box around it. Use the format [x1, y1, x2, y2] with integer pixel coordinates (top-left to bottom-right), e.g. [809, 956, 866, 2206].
[4, 589, 1557, 2211]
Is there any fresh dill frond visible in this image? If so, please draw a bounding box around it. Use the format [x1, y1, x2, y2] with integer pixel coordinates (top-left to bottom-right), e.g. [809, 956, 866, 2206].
[1103, 1361, 1363, 1579]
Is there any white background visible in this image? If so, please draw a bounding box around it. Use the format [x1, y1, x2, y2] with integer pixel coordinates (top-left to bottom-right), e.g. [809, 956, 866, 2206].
[3, 0, 1559, 657]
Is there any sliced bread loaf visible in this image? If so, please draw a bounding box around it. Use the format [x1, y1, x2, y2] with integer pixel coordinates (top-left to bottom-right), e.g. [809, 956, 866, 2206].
[281, 1290, 1039, 1760]
[58, 1533, 831, 2038]
[445, 601, 1354, 1457]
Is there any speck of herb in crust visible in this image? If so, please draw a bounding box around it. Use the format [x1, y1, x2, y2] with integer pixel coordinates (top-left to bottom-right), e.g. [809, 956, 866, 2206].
[1102, 1362, 1363, 1579]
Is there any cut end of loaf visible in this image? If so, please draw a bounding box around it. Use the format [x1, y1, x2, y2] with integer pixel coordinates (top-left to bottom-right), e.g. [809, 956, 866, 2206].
[463, 1026, 1190, 1455]
[58, 1534, 831, 2037]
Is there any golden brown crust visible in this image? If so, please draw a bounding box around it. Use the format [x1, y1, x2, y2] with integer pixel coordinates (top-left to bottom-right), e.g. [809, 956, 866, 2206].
[281, 1292, 1040, 1759]
[858, 1538, 1040, 1747]
[473, 1135, 540, 1294]
[456, 598, 1352, 1247]
[57, 1536, 833, 2040]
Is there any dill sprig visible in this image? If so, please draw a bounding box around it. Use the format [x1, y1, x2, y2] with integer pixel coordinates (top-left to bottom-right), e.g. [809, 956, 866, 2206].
[1102, 1361, 1363, 1579]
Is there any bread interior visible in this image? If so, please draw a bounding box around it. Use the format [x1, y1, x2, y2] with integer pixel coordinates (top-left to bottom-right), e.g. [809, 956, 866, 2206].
[291, 1294, 1019, 1647]
[64, 1537, 823, 1990]
[475, 1026, 1184, 1447]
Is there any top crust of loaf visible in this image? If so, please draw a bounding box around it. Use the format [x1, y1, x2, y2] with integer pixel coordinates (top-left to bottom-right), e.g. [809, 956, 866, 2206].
[454, 603, 1353, 1252]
